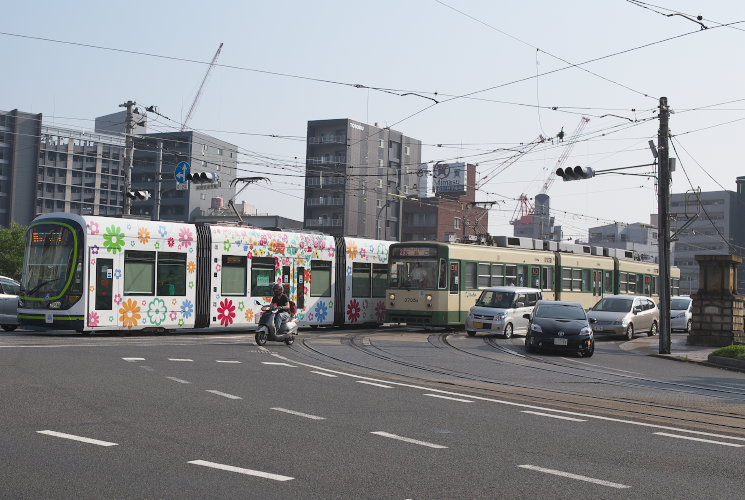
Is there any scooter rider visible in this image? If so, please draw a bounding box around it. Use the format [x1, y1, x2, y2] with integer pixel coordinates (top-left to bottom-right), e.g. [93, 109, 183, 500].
[270, 283, 291, 334]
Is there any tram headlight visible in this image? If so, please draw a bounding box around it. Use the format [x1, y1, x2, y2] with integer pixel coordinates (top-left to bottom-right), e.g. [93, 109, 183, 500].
[426, 294, 433, 308]
[389, 293, 396, 306]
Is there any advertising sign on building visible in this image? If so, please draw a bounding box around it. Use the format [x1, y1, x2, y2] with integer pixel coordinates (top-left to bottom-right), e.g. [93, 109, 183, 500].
[433, 162, 466, 195]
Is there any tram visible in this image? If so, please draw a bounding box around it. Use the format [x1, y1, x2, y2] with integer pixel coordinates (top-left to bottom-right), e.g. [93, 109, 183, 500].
[19, 213, 391, 333]
[385, 240, 680, 327]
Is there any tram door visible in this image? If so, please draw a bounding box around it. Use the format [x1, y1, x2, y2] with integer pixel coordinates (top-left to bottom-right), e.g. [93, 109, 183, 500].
[592, 270, 603, 298]
[90, 253, 116, 329]
[449, 261, 461, 322]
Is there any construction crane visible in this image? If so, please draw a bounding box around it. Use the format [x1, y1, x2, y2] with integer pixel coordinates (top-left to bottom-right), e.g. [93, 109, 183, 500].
[510, 116, 590, 226]
[181, 42, 224, 131]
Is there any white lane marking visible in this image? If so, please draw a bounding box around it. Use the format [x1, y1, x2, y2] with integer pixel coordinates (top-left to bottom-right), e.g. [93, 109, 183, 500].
[371, 431, 447, 449]
[168, 358, 193, 362]
[356, 381, 393, 389]
[518, 465, 630, 489]
[653, 432, 744, 447]
[122, 357, 145, 362]
[559, 358, 641, 374]
[424, 393, 473, 403]
[37, 430, 118, 447]
[205, 390, 242, 400]
[268, 353, 745, 443]
[271, 407, 326, 420]
[261, 362, 296, 367]
[521, 411, 588, 422]
[216, 360, 242, 364]
[140, 366, 155, 372]
[188, 460, 293, 481]
[166, 376, 191, 384]
[310, 370, 337, 377]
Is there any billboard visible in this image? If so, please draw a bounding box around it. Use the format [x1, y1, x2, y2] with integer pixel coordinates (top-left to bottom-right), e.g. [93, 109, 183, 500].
[433, 162, 466, 195]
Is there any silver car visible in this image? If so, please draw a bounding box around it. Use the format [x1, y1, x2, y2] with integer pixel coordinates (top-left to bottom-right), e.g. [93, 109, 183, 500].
[588, 295, 659, 340]
[0, 276, 20, 332]
[670, 296, 693, 333]
[465, 287, 542, 338]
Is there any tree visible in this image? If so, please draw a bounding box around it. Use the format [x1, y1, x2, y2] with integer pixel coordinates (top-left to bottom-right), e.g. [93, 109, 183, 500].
[0, 223, 26, 280]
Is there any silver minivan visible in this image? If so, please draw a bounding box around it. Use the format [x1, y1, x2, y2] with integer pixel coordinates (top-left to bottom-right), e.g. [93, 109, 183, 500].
[588, 295, 659, 340]
[465, 287, 542, 338]
[0, 275, 20, 332]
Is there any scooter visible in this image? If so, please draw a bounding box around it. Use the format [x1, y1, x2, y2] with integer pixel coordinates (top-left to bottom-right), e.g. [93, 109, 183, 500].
[254, 302, 298, 346]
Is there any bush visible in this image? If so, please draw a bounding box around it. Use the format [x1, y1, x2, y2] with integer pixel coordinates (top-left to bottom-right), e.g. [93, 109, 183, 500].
[711, 345, 745, 361]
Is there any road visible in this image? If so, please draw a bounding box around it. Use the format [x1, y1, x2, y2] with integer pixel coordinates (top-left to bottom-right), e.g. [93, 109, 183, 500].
[1, 328, 743, 499]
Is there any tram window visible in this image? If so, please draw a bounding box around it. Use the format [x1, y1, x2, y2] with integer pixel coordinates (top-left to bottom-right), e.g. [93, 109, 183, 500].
[95, 259, 113, 310]
[124, 251, 155, 295]
[353, 263, 372, 297]
[157, 252, 186, 296]
[561, 268, 571, 291]
[477, 263, 490, 288]
[651, 276, 657, 295]
[620, 272, 628, 293]
[672, 278, 680, 296]
[251, 257, 276, 297]
[516, 265, 527, 287]
[639, 274, 647, 295]
[571, 269, 582, 291]
[222, 255, 247, 296]
[438, 259, 447, 289]
[372, 264, 388, 297]
[311, 260, 332, 297]
[505, 265, 517, 286]
[541, 267, 554, 291]
[490, 264, 504, 287]
[604, 271, 613, 293]
[464, 262, 477, 289]
[525, 292, 539, 306]
[628, 273, 637, 294]
[582, 269, 591, 292]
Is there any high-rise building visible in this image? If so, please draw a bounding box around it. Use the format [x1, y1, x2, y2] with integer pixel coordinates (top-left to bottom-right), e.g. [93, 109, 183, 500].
[0, 109, 42, 226]
[303, 119, 421, 239]
[588, 221, 660, 263]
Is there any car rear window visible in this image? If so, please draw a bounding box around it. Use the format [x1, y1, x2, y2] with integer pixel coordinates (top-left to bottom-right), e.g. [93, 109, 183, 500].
[591, 298, 633, 312]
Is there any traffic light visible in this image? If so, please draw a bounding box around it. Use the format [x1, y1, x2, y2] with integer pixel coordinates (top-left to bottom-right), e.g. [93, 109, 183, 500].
[186, 171, 216, 183]
[556, 165, 595, 181]
[126, 190, 151, 200]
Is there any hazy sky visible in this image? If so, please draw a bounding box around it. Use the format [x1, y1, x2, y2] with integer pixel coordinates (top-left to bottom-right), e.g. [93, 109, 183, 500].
[3, 1, 744, 239]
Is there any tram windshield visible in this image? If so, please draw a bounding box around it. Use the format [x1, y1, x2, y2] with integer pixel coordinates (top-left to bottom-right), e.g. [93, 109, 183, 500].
[388, 259, 439, 289]
[22, 224, 77, 298]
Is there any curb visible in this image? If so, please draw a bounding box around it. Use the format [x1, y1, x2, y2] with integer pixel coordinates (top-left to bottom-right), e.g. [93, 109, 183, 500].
[706, 354, 745, 374]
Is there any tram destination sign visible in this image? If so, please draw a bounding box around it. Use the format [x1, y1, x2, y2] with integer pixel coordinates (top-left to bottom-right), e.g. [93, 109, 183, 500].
[392, 247, 437, 257]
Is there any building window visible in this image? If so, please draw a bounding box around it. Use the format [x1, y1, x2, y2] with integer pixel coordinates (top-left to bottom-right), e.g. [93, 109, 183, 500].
[405, 146, 410, 155]
[454, 218, 461, 229]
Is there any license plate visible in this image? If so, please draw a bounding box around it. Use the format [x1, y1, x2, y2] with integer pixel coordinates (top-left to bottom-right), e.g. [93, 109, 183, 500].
[474, 322, 483, 329]
[594, 326, 603, 332]
[554, 338, 568, 346]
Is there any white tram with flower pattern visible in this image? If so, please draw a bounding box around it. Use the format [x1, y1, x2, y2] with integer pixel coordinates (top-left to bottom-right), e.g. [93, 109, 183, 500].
[19, 213, 391, 333]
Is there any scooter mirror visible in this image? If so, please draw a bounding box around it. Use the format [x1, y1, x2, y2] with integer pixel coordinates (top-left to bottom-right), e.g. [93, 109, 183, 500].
[254, 300, 262, 306]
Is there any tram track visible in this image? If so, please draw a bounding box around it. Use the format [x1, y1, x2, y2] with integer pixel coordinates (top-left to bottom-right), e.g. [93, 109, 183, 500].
[294, 332, 745, 434]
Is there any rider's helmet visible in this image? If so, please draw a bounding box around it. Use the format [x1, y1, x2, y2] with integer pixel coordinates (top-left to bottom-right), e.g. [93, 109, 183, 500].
[272, 283, 283, 294]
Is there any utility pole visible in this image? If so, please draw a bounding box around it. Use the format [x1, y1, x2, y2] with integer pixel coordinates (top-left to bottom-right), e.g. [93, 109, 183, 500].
[120, 100, 135, 216]
[154, 140, 163, 221]
[657, 97, 672, 354]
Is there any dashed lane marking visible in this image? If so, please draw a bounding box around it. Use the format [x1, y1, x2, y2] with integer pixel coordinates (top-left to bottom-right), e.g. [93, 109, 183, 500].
[37, 430, 118, 447]
[522, 411, 588, 422]
[371, 431, 447, 449]
[261, 362, 296, 367]
[356, 381, 393, 389]
[166, 377, 191, 384]
[271, 407, 326, 420]
[122, 357, 145, 362]
[205, 390, 242, 400]
[310, 370, 337, 377]
[140, 366, 155, 372]
[424, 393, 473, 403]
[188, 460, 293, 481]
[653, 432, 744, 447]
[168, 358, 193, 362]
[216, 360, 242, 364]
[518, 465, 630, 489]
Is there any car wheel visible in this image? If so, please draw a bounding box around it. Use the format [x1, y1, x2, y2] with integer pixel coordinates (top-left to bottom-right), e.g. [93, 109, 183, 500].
[624, 323, 634, 341]
[648, 321, 658, 337]
[1, 324, 18, 332]
[579, 342, 594, 358]
[466, 330, 476, 337]
[686, 320, 692, 333]
[503, 323, 513, 339]
[525, 337, 536, 353]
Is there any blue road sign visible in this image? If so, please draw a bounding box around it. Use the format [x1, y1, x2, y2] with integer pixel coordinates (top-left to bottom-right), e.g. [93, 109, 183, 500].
[175, 161, 191, 184]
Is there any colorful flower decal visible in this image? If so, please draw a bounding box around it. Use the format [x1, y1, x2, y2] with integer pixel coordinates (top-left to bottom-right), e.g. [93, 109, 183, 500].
[169, 311, 178, 321]
[114, 269, 122, 279]
[180, 299, 194, 319]
[167, 237, 175, 248]
[147, 298, 167, 326]
[90, 258, 96, 266]
[328, 300, 334, 309]
[347, 299, 361, 323]
[119, 298, 141, 329]
[360, 248, 367, 259]
[270, 240, 286, 255]
[245, 309, 254, 322]
[237, 301, 245, 311]
[189, 281, 195, 289]
[223, 241, 232, 251]
[178, 227, 194, 249]
[187, 261, 196, 273]
[171, 298, 177, 306]
[329, 247, 336, 258]
[103, 225, 125, 254]
[91, 245, 99, 255]
[314, 301, 329, 322]
[259, 236, 268, 246]
[88, 221, 100, 235]
[89, 285, 95, 293]
[217, 298, 236, 326]
[178, 318, 185, 327]
[375, 301, 386, 322]
[347, 243, 359, 260]
[88, 311, 100, 327]
[308, 312, 314, 321]
[138, 227, 150, 244]
[114, 293, 123, 306]
[130, 241, 136, 247]
[155, 242, 161, 250]
[215, 264, 222, 272]
[158, 225, 168, 238]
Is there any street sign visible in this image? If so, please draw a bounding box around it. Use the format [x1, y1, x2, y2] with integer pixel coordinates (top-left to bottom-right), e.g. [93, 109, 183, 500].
[175, 161, 190, 184]
[176, 181, 189, 191]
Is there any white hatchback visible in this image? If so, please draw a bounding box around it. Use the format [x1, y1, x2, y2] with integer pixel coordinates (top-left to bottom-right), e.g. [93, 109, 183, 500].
[465, 287, 542, 339]
[670, 296, 692, 332]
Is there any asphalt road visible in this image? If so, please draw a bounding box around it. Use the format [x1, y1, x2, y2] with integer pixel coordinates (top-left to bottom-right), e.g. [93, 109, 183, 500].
[1, 328, 744, 499]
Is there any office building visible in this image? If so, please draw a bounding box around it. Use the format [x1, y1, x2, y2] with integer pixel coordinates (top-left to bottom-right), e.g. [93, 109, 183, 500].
[588, 221, 660, 263]
[0, 109, 43, 226]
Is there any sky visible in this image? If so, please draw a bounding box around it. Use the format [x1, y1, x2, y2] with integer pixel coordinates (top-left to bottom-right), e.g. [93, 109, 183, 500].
[3, 0, 745, 240]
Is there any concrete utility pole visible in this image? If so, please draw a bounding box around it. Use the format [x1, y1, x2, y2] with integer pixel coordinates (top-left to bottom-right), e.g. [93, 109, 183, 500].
[120, 100, 135, 216]
[657, 97, 672, 354]
[154, 140, 163, 221]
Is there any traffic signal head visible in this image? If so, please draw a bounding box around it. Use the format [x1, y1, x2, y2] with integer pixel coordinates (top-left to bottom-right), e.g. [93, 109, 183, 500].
[556, 165, 595, 181]
[186, 171, 216, 183]
[126, 190, 151, 200]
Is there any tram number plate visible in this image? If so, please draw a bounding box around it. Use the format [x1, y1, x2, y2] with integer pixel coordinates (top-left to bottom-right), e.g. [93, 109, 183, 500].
[554, 338, 568, 346]
[474, 322, 483, 329]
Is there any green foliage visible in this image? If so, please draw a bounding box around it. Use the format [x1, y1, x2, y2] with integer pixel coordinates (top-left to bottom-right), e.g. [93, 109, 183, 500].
[711, 345, 745, 361]
[0, 223, 27, 281]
